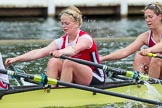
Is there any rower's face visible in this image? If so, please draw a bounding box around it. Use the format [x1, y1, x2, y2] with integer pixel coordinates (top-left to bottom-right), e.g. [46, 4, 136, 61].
[60, 14, 79, 35]
[144, 9, 161, 29]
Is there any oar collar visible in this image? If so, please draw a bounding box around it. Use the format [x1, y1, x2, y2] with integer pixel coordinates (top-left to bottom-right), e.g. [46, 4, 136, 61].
[40, 73, 48, 86]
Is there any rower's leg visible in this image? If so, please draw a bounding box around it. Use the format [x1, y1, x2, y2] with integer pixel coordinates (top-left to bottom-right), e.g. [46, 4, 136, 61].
[133, 52, 150, 74]
[61, 60, 93, 86]
[148, 58, 162, 79]
[46, 58, 63, 80]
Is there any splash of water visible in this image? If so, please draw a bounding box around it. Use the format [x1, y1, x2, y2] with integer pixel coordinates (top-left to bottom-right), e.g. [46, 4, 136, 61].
[144, 81, 162, 102]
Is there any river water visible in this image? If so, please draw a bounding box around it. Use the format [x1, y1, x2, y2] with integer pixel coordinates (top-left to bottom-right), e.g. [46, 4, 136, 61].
[0, 16, 147, 39]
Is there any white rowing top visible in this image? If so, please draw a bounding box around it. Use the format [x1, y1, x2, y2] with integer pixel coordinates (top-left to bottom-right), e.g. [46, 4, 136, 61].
[0, 53, 9, 83]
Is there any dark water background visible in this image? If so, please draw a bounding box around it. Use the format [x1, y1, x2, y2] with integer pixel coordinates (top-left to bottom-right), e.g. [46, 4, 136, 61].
[0, 16, 147, 39]
[0, 16, 147, 74]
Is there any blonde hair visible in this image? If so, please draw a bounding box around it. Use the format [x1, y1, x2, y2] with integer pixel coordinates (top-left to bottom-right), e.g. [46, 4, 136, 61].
[144, 2, 162, 15]
[59, 6, 83, 26]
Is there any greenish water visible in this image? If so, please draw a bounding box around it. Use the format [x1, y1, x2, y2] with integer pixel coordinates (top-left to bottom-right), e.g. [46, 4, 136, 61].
[0, 16, 147, 39]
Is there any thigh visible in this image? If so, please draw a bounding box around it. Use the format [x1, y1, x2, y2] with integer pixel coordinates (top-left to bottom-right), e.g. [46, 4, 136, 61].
[149, 58, 162, 79]
[46, 58, 63, 79]
[48, 58, 63, 70]
[69, 61, 93, 85]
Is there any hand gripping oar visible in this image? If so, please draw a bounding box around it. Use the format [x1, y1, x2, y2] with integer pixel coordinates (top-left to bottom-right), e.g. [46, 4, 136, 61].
[0, 69, 161, 106]
[147, 53, 162, 59]
[59, 55, 162, 84]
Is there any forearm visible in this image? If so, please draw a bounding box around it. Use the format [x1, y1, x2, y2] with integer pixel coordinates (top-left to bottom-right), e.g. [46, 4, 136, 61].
[14, 49, 47, 62]
[101, 49, 129, 61]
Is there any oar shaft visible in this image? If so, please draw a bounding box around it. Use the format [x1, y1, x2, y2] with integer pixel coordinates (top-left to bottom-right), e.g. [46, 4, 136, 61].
[58, 80, 162, 106]
[60, 55, 103, 69]
[0, 69, 57, 85]
[60, 55, 162, 84]
[60, 56, 144, 79]
[0, 69, 34, 80]
[107, 67, 127, 76]
[60, 55, 127, 75]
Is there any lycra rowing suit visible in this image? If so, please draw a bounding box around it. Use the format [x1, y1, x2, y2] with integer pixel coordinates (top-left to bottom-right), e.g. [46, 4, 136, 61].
[54, 30, 105, 85]
[148, 30, 162, 54]
[148, 30, 162, 47]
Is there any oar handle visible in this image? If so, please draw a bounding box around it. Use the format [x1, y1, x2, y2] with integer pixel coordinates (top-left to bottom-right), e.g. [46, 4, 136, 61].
[147, 53, 162, 59]
[147, 53, 157, 57]
[60, 55, 104, 69]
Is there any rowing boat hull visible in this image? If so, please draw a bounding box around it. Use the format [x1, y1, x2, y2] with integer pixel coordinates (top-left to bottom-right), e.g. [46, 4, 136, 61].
[0, 84, 161, 108]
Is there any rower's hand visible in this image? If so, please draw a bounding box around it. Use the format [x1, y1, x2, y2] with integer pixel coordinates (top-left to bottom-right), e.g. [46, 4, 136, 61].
[5, 58, 16, 66]
[139, 49, 151, 56]
[99, 56, 103, 61]
[50, 50, 63, 58]
[50, 46, 75, 58]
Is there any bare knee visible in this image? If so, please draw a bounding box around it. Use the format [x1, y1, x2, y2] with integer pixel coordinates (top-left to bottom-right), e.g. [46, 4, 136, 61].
[133, 52, 150, 73]
[62, 60, 75, 68]
[61, 60, 78, 76]
[48, 58, 58, 66]
[46, 58, 63, 79]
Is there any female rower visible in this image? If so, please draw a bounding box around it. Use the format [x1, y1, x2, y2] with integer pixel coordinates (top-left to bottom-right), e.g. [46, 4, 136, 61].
[5, 6, 105, 86]
[100, 2, 162, 79]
